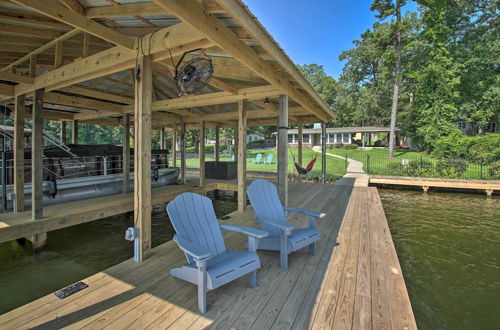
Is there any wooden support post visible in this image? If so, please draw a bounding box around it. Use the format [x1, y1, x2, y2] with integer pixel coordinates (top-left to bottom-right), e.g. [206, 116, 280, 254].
[237, 99, 247, 212]
[172, 127, 177, 167]
[486, 189, 493, 198]
[180, 123, 186, 184]
[277, 95, 288, 205]
[215, 125, 220, 161]
[72, 120, 79, 144]
[29, 55, 36, 78]
[321, 122, 326, 185]
[82, 32, 89, 58]
[14, 95, 25, 212]
[423, 186, 429, 193]
[31, 89, 45, 251]
[234, 125, 239, 161]
[60, 121, 67, 144]
[297, 122, 303, 182]
[160, 127, 165, 149]
[362, 132, 365, 148]
[133, 55, 152, 262]
[199, 121, 206, 187]
[55, 41, 63, 68]
[122, 114, 130, 194]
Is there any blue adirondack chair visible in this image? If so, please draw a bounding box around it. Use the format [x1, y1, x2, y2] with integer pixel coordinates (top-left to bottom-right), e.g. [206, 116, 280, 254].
[166, 192, 268, 313]
[247, 179, 326, 270]
[264, 154, 273, 164]
[253, 153, 263, 164]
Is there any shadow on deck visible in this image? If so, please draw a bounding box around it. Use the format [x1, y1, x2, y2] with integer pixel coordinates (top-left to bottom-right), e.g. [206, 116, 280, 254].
[0, 176, 417, 329]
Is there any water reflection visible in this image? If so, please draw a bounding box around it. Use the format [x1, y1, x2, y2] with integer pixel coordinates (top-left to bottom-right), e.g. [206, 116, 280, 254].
[380, 189, 500, 330]
[0, 191, 237, 314]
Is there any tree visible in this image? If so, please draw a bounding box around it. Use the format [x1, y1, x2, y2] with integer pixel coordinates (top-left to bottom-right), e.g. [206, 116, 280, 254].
[371, 0, 407, 157]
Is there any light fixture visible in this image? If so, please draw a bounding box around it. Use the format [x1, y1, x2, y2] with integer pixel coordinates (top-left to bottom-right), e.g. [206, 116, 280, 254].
[264, 97, 270, 104]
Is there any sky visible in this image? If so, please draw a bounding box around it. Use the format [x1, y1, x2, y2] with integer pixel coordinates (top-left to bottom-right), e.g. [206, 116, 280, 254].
[244, 0, 416, 79]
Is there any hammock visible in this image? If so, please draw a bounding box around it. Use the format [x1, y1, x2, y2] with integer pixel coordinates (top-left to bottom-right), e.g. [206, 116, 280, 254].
[290, 151, 316, 175]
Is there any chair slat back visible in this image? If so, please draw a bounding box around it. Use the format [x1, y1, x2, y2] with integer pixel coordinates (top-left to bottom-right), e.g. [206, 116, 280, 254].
[247, 179, 286, 237]
[167, 193, 226, 259]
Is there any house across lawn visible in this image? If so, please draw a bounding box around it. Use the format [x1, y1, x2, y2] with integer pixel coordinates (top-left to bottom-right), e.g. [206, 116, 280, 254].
[275, 126, 401, 148]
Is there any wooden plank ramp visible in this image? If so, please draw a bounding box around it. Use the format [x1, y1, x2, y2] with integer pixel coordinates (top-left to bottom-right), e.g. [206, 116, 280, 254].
[0, 177, 417, 329]
[370, 175, 499, 196]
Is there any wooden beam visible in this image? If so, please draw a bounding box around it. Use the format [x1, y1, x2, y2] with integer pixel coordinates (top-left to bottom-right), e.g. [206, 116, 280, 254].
[133, 55, 152, 261]
[237, 99, 247, 212]
[12, 0, 134, 50]
[0, 72, 34, 84]
[13, 24, 208, 96]
[215, 125, 220, 161]
[122, 114, 130, 194]
[31, 89, 44, 220]
[82, 32, 90, 58]
[60, 0, 85, 15]
[172, 127, 177, 167]
[13, 95, 25, 213]
[298, 122, 303, 182]
[1, 29, 80, 73]
[321, 122, 326, 185]
[54, 41, 63, 68]
[179, 122, 186, 183]
[215, 0, 334, 119]
[152, 0, 329, 121]
[199, 121, 205, 187]
[72, 120, 78, 144]
[0, 84, 14, 97]
[85, 1, 225, 18]
[277, 94, 288, 205]
[29, 55, 36, 78]
[44, 92, 124, 113]
[60, 85, 133, 104]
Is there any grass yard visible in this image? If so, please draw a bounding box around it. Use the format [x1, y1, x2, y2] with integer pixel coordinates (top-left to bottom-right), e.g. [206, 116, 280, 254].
[181, 148, 347, 176]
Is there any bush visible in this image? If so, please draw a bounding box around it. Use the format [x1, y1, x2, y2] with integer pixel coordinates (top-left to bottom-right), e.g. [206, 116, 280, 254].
[303, 170, 340, 183]
[488, 161, 500, 179]
[344, 144, 358, 150]
[436, 158, 468, 178]
[405, 159, 437, 177]
[433, 132, 500, 164]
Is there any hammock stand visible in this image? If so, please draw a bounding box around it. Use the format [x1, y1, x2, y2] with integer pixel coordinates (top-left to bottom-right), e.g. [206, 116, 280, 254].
[290, 151, 316, 175]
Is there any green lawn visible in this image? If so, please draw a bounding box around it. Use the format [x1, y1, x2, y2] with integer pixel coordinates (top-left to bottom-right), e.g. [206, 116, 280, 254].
[182, 148, 347, 176]
[176, 147, 497, 180]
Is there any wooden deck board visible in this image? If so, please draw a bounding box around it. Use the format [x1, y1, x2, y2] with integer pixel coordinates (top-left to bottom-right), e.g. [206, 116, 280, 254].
[0, 176, 417, 329]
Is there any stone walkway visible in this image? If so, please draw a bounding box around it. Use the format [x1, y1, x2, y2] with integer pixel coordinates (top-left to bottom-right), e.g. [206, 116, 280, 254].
[312, 146, 365, 173]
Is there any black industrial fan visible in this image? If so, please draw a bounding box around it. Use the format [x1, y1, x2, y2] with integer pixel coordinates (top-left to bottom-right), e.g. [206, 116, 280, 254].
[174, 48, 213, 95]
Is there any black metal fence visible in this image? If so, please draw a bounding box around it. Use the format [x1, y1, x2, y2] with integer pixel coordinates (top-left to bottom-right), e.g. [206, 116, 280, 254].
[358, 155, 499, 180]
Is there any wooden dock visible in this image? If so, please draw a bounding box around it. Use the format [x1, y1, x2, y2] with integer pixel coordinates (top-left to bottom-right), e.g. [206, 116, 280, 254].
[0, 177, 416, 329]
[0, 176, 237, 244]
[369, 175, 499, 196]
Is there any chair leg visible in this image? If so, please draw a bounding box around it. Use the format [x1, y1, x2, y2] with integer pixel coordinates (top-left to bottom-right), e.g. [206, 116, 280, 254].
[280, 233, 288, 270]
[309, 242, 316, 255]
[198, 267, 207, 313]
[248, 270, 257, 287]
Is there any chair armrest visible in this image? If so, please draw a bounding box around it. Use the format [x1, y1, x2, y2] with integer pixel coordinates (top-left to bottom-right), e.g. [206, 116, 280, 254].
[259, 218, 295, 235]
[284, 207, 326, 219]
[220, 224, 269, 239]
[174, 235, 212, 261]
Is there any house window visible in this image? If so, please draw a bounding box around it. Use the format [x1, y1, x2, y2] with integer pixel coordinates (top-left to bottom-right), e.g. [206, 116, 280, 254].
[303, 134, 310, 143]
[336, 134, 342, 143]
[343, 133, 350, 144]
[288, 134, 293, 143]
[328, 134, 335, 143]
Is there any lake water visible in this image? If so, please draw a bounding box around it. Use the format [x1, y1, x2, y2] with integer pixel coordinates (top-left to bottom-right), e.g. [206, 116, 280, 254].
[0, 191, 237, 314]
[379, 189, 500, 330]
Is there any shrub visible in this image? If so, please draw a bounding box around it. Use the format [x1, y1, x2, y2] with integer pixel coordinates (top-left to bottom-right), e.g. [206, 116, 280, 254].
[303, 170, 340, 183]
[405, 159, 437, 177]
[344, 144, 358, 150]
[433, 132, 500, 164]
[436, 158, 468, 177]
[488, 160, 500, 179]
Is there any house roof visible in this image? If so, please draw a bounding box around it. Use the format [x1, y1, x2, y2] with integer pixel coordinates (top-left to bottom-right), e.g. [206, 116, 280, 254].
[275, 126, 401, 135]
[0, 0, 334, 130]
